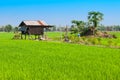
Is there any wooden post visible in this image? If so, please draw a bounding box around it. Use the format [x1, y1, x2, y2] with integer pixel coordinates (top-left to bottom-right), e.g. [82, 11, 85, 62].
[28, 34, 30, 40]
[21, 33, 23, 39]
[25, 34, 26, 40]
[35, 35, 37, 40]
[45, 29, 47, 40]
[64, 25, 69, 42]
[59, 25, 62, 41]
[38, 35, 40, 40]
[65, 25, 68, 38]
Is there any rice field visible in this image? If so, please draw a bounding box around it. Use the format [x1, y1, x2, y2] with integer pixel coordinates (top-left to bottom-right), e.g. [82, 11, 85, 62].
[0, 32, 120, 80]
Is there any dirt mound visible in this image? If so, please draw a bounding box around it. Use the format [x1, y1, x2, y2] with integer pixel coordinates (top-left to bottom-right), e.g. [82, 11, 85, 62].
[82, 27, 117, 38]
[96, 31, 117, 38]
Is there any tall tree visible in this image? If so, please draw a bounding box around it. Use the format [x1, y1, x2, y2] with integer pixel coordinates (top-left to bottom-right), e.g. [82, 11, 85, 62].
[88, 11, 103, 35]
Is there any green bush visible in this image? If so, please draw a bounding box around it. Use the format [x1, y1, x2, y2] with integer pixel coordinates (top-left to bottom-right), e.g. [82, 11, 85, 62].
[107, 40, 113, 47]
[91, 38, 99, 45]
[69, 34, 81, 43]
[97, 37, 102, 45]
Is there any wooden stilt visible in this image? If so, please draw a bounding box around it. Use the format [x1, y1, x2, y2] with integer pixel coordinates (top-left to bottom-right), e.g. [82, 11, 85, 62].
[45, 30, 47, 40]
[35, 35, 37, 40]
[25, 34, 26, 40]
[38, 35, 39, 39]
[28, 34, 30, 40]
[21, 33, 23, 39]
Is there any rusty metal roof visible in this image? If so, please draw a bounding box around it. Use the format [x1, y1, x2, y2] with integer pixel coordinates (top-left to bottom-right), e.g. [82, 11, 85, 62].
[22, 20, 48, 26]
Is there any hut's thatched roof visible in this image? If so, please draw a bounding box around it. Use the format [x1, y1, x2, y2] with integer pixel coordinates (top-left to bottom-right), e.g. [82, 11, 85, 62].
[19, 20, 52, 27]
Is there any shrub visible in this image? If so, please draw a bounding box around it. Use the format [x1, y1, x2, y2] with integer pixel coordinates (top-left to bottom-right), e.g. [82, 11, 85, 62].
[112, 34, 117, 39]
[97, 37, 102, 45]
[91, 38, 99, 45]
[107, 40, 113, 47]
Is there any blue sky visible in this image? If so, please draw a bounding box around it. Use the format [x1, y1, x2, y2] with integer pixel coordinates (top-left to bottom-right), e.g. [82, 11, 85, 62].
[0, 0, 120, 26]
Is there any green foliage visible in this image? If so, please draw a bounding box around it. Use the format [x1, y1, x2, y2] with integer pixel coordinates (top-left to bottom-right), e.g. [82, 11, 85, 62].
[70, 25, 79, 34]
[88, 11, 104, 35]
[97, 37, 102, 44]
[80, 27, 91, 36]
[70, 11, 104, 36]
[88, 11, 103, 28]
[13, 27, 19, 32]
[69, 34, 82, 43]
[91, 38, 99, 45]
[4, 24, 13, 32]
[68, 31, 120, 48]
[71, 20, 85, 34]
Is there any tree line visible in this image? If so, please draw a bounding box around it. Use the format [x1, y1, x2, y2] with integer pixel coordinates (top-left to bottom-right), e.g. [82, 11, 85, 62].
[1, 24, 119, 33]
[0, 24, 18, 32]
[50, 11, 120, 34]
[50, 25, 120, 32]
[98, 25, 120, 31]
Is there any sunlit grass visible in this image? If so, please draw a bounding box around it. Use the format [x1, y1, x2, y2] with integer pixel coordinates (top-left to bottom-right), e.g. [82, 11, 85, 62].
[0, 32, 120, 80]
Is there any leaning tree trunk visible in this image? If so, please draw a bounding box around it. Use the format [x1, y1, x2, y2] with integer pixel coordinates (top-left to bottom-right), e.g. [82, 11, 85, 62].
[93, 21, 97, 35]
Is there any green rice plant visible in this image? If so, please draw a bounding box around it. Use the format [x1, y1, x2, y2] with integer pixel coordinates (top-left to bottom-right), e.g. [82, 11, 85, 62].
[86, 38, 99, 45]
[97, 37, 102, 45]
[0, 32, 120, 80]
[81, 36, 86, 41]
[68, 34, 80, 43]
[107, 40, 113, 47]
[91, 38, 99, 45]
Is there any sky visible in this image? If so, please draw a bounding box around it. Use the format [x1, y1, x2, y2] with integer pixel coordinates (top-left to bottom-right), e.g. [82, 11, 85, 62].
[0, 0, 120, 26]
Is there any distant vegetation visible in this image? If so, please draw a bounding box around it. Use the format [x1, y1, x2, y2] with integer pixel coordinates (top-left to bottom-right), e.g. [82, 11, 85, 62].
[0, 24, 18, 32]
[70, 11, 104, 36]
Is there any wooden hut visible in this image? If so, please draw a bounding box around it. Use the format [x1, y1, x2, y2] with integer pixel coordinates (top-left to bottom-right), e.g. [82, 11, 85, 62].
[19, 20, 53, 39]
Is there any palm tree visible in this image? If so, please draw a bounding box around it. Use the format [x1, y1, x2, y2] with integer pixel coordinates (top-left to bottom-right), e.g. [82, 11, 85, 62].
[88, 11, 103, 35]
